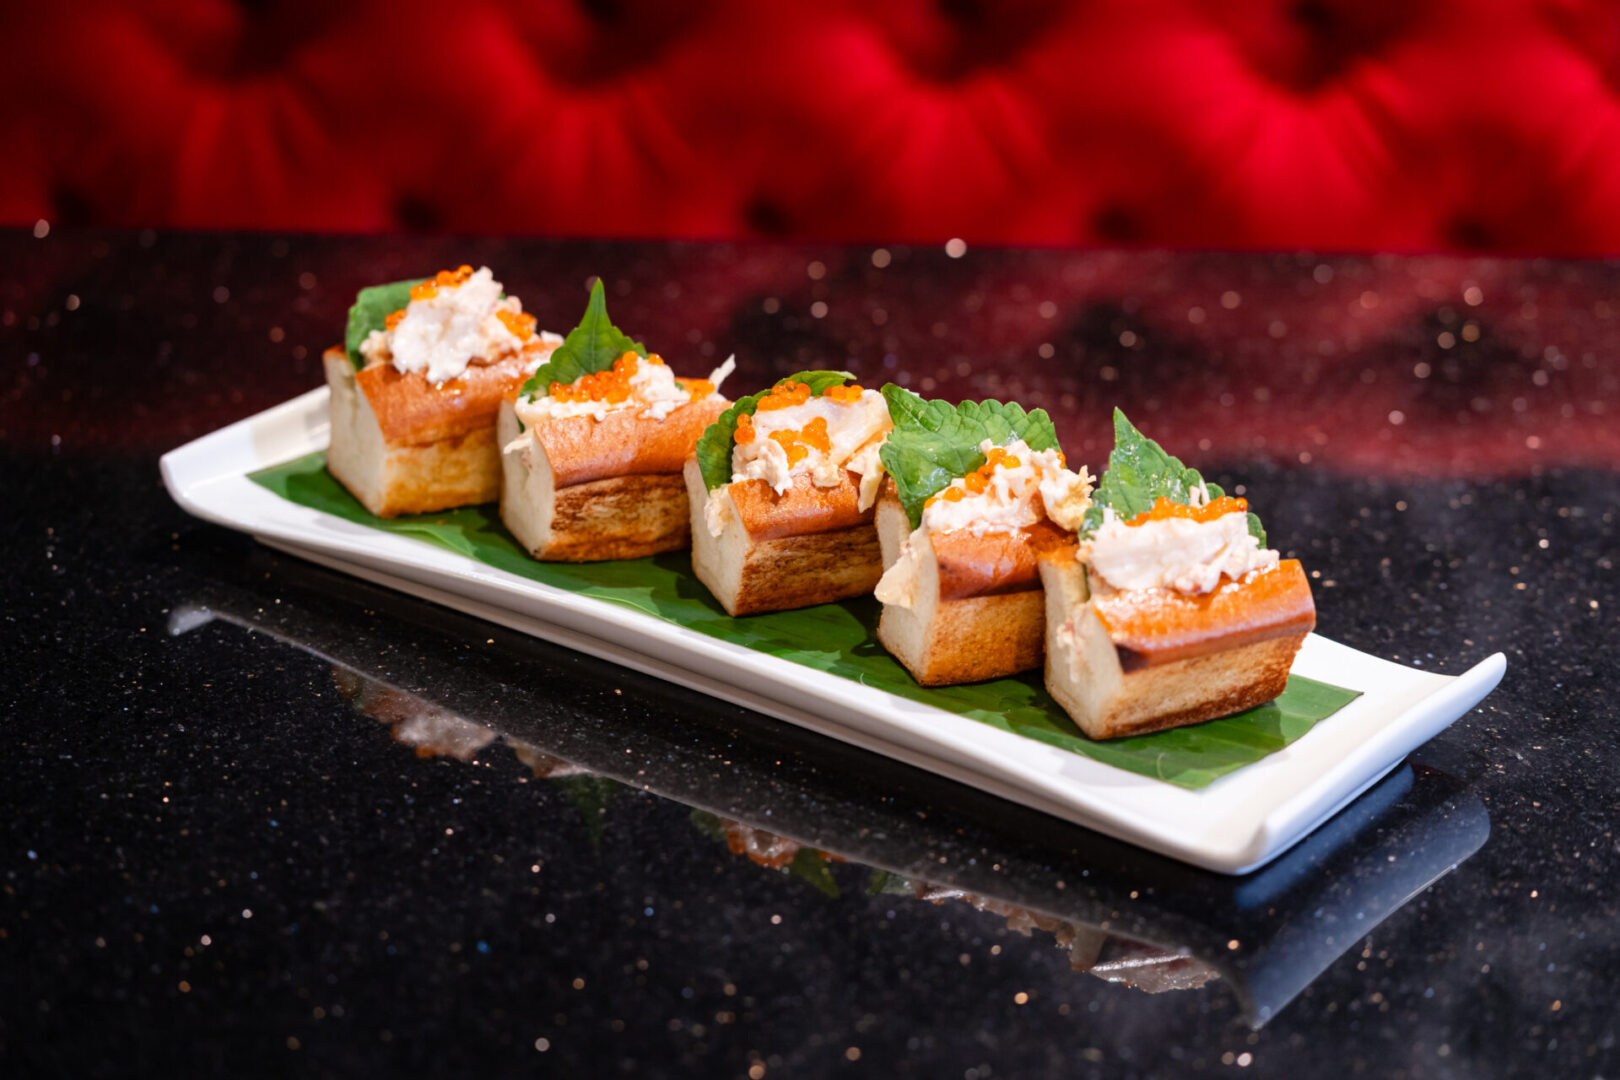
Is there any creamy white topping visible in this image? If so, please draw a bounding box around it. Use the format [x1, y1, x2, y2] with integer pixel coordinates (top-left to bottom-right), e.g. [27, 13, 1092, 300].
[875, 438, 1092, 608]
[846, 435, 888, 512]
[917, 439, 1091, 537]
[360, 267, 530, 384]
[873, 538, 921, 608]
[512, 354, 733, 430]
[919, 479, 1036, 534]
[702, 485, 735, 539]
[1087, 508, 1278, 594]
[729, 388, 891, 497]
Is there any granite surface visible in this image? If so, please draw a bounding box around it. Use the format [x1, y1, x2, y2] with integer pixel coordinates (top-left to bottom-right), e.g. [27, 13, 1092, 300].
[2, 231, 1616, 1078]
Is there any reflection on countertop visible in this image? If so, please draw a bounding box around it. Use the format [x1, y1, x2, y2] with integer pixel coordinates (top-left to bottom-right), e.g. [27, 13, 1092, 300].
[169, 556, 1489, 1028]
[340, 669, 1224, 999]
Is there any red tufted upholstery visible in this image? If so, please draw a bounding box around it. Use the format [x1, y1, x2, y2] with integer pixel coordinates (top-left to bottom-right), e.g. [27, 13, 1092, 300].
[9, 1, 1620, 252]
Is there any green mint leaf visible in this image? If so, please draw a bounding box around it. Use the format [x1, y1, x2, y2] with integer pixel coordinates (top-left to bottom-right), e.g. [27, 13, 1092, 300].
[877, 387, 1061, 528]
[344, 279, 422, 369]
[694, 370, 854, 491]
[519, 278, 646, 399]
[1082, 408, 1267, 545]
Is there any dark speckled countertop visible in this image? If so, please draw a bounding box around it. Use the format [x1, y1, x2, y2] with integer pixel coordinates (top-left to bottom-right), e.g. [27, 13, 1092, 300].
[2, 230, 1616, 1078]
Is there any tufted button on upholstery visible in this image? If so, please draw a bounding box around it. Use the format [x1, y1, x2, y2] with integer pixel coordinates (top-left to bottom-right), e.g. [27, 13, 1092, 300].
[505, 0, 714, 87]
[1089, 205, 1144, 245]
[154, 1, 351, 83]
[1203, 0, 1424, 93]
[744, 197, 795, 237]
[393, 195, 443, 232]
[864, 0, 1072, 82]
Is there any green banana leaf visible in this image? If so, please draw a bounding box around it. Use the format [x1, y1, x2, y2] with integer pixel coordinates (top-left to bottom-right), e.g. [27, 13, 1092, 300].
[250, 452, 1358, 790]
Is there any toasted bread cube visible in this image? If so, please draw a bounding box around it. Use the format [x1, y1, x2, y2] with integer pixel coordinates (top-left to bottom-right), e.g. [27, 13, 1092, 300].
[324, 346, 535, 517]
[497, 396, 726, 561]
[684, 459, 883, 616]
[874, 494, 1072, 686]
[1039, 551, 1315, 739]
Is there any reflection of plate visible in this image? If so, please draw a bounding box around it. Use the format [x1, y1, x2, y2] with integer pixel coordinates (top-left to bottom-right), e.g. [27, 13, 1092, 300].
[161, 388, 1505, 873]
[168, 565, 1492, 1027]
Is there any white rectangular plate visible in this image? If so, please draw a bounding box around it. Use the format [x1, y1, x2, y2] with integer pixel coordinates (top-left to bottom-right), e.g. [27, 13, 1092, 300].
[161, 388, 1504, 874]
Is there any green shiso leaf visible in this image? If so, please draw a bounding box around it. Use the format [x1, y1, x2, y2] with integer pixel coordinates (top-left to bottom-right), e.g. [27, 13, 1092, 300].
[1082, 408, 1266, 545]
[878, 386, 1061, 528]
[518, 278, 646, 399]
[344, 279, 422, 369]
[694, 370, 854, 491]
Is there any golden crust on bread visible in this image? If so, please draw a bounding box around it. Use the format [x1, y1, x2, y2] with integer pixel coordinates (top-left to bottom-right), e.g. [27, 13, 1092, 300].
[526, 395, 728, 488]
[498, 400, 698, 561]
[335, 344, 548, 447]
[886, 589, 1048, 686]
[535, 472, 693, 561]
[1039, 552, 1314, 740]
[1092, 559, 1316, 670]
[365, 427, 501, 517]
[1067, 636, 1302, 739]
[325, 348, 508, 517]
[685, 459, 883, 616]
[727, 471, 875, 542]
[728, 525, 885, 614]
[874, 494, 1071, 685]
[932, 519, 1071, 601]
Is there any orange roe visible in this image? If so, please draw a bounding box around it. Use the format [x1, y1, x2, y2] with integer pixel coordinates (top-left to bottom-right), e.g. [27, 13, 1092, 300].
[984, 446, 1021, 470]
[549, 350, 646, 405]
[756, 380, 812, 412]
[924, 443, 1029, 508]
[768, 430, 807, 466]
[407, 264, 475, 303]
[1126, 494, 1248, 527]
[800, 416, 831, 452]
[384, 309, 406, 331]
[737, 381, 856, 453]
[681, 378, 715, 397]
[496, 309, 537, 341]
[767, 416, 830, 466]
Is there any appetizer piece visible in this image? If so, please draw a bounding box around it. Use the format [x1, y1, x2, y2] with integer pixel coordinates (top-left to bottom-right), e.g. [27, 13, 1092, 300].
[324, 265, 562, 517]
[1039, 410, 1315, 739]
[686, 371, 891, 615]
[498, 280, 733, 561]
[873, 389, 1093, 685]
